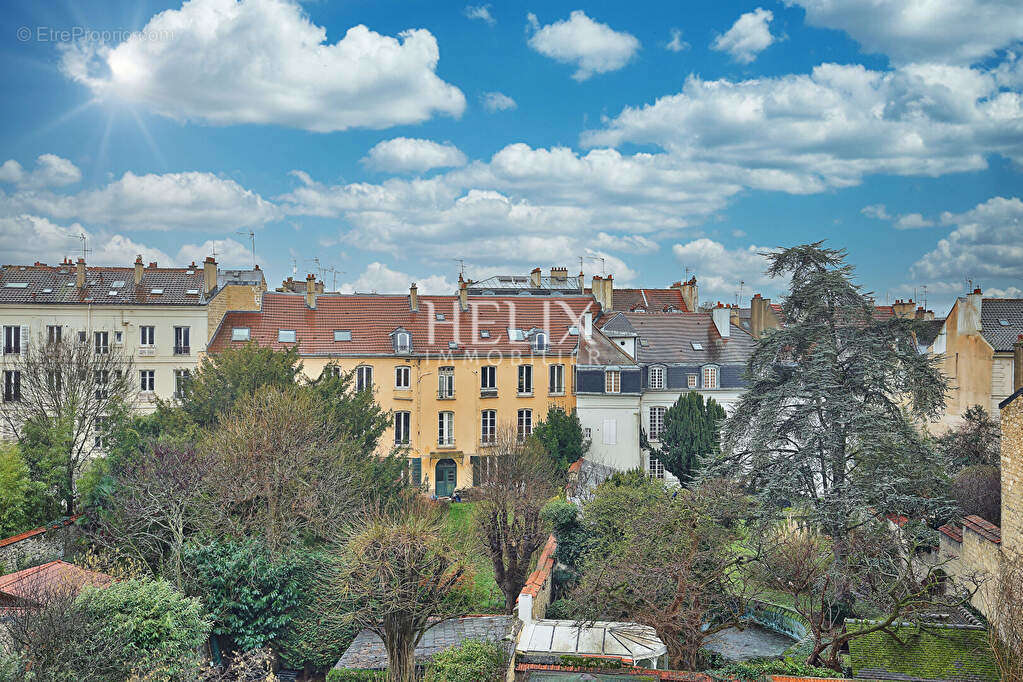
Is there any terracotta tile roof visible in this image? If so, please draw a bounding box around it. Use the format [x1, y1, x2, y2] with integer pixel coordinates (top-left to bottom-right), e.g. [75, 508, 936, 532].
[610, 288, 689, 313]
[0, 515, 79, 549]
[938, 523, 963, 543]
[209, 292, 600, 357]
[0, 560, 112, 607]
[0, 261, 206, 306]
[519, 535, 556, 599]
[962, 515, 1001, 544]
[515, 663, 712, 680]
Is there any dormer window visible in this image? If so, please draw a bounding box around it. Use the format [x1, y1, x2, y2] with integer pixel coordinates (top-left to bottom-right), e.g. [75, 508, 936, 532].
[648, 366, 664, 390]
[532, 331, 548, 352]
[702, 366, 719, 389]
[394, 331, 411, 353]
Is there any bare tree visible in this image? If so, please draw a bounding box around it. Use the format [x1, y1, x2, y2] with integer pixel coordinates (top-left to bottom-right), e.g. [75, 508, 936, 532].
[474, 425, 560, 613]
[328, 502, 474, 682]
[992, 553, 1023, 681]
[0, 333, 134, 515]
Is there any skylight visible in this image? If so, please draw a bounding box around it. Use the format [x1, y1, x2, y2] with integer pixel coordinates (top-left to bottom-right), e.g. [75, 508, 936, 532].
[108, 291, 119, 296]
[480, 330, 491, 338]
[4, 282, 28, 288]
[232, 327, 250, 341]
[150, 288, 164, 295]
[568, 326, 579, 336]
[508, 328, 526, 341]
[1000, 319, 1011, 326]
[111, 281, 125, 288]
[448, 341, 458, 349]
[185, 289, 200, 295]
[334, 330, 352, 341]
[41, 288, 52, 293]
[691, 342, 703, 350]
[278, 329, 296, 343]
[436, 313, 445, 321]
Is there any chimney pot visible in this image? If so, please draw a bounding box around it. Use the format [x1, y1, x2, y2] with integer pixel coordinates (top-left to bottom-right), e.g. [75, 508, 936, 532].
[973, 287, 982, 295]
[409, 283, 419, 312]
[305, 273, 317, 309]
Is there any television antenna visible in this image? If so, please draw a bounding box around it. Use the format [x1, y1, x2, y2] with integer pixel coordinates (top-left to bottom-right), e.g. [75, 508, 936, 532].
[921, 285, 928, 310]
[453, 258, 466, 278]
[735, 280, 745, 307]
[77, 233, 91, 261]
[585, 255, 606, 276]
[236, 230, 255, 268]
[290, 257, 298, 276]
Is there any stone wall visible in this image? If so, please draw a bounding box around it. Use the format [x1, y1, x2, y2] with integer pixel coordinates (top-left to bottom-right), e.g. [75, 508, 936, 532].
[517, 535, 556, 622]
[206, 284, 263, 342]
[1001, 392, 1023, 556]
[0, 517, 79, 574]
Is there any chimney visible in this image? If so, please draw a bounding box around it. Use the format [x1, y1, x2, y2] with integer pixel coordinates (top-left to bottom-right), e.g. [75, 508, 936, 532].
[1015, 335, 1023, 393]
[459, 280, 468, 312]
[76, 257, 85, 289]
[958, 288, 983, 335]
[893, 298, 916, 319]
[674, 276, 699, 312]
[134, 255, 143, 284]
[409, 283, 419, 312]
[582, 311, 593, 340]
[203, 256, 217, 295]
[751, 294, 765, 338]
[530, 267, 542, 287]
[915, 306, 934, 321]
[591, 275, 613, 311]
[712, 302, 730, 338]
[551, 266, 568, 284]
[305, 273, 317, 309]
[729, 304, 739, 327]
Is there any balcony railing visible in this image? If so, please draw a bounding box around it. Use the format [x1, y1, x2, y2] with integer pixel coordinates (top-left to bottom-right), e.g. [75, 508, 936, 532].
[437, 390, 455, 400]
[437, 438, 456, 448]
[173, 346, 190, 356]
[480, 387, 498, 398]
[137, 346, 156, 357]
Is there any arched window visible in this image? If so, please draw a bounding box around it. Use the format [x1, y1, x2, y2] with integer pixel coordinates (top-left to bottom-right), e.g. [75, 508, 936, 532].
[394, 331, 411, 353]
[532, 331, 548, 352]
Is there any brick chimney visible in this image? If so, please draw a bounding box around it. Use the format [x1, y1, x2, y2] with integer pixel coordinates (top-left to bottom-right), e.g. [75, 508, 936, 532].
[729, 304, 739, 327]
[591, 275, 613, 311]
[1015, 335, 1023, 392]
[530, 267, 542, 287]
[76, 258, 86, 289]
[305, 273, 317, 309]
[893, 298, 916, 319]
[915, 306, 935, 321]
[551, 266, 568, 284]
[459, 279, 468, 312]
[712, 302, 730, 338]
[203, 256, 217, 295]
[134, 255, 144, 284]
[409, 283, 419, 312]
[673, 277, 698, 312]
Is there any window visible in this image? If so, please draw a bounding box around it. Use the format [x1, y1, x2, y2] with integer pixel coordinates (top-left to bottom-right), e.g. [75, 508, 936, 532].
[3, 326, 21, 355]
[47, 325, 61, 345]
[549, 364, 565, 394]
[232, 327, 250, 341]
[277, 329, 296, 344]
[3, 370, 21, 402]
[691, 342, 703, 350]
[394, 411, 410, 445]
[94, 370, 110, 399]
[46, 370, 61, 392]
[394, 331, 411, 353]
[481, 366, 497, 393]
[605, 370, 620, 393]
[438, 411, 454, 446]
[532, 331, 548, 352]
[93, 416, 108, 449]
[583, 427, 592, 440]
[140, 326, 155, 346]
[649, 406, 666, 440]
[323, 365, 343, 379]
[77, 331, 87, 344]
[174, 327, 191, 355]
[334, 329, 352, 342]
[518, 365, 533, 395]
[481, 410, 496, 444]
[649, 457, 665, 480]
[114, 331, 123, 344]
[395, 366, 410, 389]
[356, 365, 373, 392]
[94, 331, 109, 355]
[406, 457, 422, 486]
[517, 409, 533, 441]
[174, 369, 191, 398]
[648, 366, 664, 390]
[703, 366, 719, 389]
[472, 455, 492, 486]
[438, 367, 455, 398]
[140, 369, 155, 392]
[602, 418, 617, 445]
[687, 374, 697, 388]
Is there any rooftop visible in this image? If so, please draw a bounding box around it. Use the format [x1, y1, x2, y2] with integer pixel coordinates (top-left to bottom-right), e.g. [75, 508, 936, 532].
[518, 619, 666, 663]
[601, 312, 757, 365]
[0, 560, 112, 609]
[0, 260, 207, 306]
[980, 298, 1023, 351]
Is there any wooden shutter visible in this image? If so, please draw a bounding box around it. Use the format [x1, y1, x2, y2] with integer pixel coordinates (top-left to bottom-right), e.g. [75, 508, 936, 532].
[20, 325, 29, 353]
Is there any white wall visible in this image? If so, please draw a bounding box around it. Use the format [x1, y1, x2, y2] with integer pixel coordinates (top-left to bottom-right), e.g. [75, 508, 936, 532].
[577, 394, 642, 472]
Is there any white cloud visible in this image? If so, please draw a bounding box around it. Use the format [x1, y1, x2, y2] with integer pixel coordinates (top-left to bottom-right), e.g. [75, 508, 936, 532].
[672, 239, 777, 303]
[666, 28, 689, 53]
[785, 0, 1023, 65]
[0, 155, 81, 189]
[464, 4, 496, 26]
[895, 213, 934, 229]
[59, 0, 465, 132]
[340, 262, 453, 295]
[711, 8, 776, 64]
[176, 238, 254, 268]
[526, 10, 640, 81]
[0, 215, 171, 267]
[594, 232, 660, 254]
[912, 196, 1023, 281]
[481, 91, 517, 112]
[361, 138, 468, 173]
[987, 285, 1023, 298]
[861, 204, 892, 220]
[583, 62, 1023, 191]
[2, 170, 279, 231]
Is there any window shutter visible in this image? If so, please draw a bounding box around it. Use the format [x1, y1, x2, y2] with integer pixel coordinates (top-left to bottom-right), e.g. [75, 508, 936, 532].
[21, 325, 29, 353]
[602, 418, 617, 445]
[471, 455, 480, 486]
[411, 457, 422, 485]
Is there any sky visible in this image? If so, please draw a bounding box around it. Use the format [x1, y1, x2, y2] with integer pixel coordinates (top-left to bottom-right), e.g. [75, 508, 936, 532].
[0, 0, 1021, 314]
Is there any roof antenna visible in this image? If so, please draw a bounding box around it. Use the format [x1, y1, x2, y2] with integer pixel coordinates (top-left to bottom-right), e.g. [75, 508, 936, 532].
[453, 258, 465, 278]
[735, 280, 745, 307]
[236, 230, 255, 268]
[921, 284, 928, 310]
[77, 233, 92, 261]
[586, 255, 606, 276]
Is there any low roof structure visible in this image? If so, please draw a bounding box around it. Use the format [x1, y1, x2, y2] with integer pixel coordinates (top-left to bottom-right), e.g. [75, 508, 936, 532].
[517, 619, 666, 667]
[0, 560, 112, 611]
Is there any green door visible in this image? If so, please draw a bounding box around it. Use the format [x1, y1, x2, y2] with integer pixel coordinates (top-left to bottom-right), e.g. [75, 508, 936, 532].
[435, 459, 457, 498]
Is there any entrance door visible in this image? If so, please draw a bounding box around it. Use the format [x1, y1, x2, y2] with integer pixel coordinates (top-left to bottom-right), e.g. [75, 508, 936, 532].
[435, 459, 457, 498]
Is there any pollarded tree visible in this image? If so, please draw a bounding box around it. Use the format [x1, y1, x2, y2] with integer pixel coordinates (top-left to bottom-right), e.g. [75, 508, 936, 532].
[719, 243, 950, 570]
[646, 391, 726, 485]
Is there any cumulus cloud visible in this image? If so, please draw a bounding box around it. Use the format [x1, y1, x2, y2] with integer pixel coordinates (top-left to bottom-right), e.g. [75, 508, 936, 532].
[912, 196, 1023, 281]
[464, 4, 496, 25]
[526, 10, 640, 81]
[666, 28, 689, 53]
[583, 62, 1023, 191]
[481, 91, 517, 112]
[711, 8, 776, 64]
[861, 204, 893, 220]
[176, 238, 254, 268]
[1, 170, 279, 231]
[0, 215, 171, 267]
[672, 239, 777, 303]
[340, 262, 453, 295]
[785, 0, 1023, 65]
[59, 0, 465, 132]
[0, 155, 81, 189]
[594, 232, 659, 253]
[895, 213, 935, 229]
[361, 138, 467, 173]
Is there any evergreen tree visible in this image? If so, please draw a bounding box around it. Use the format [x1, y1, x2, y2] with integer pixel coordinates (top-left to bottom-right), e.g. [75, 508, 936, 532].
[531, 406, 587, 472]
[648, 392, 726, 484]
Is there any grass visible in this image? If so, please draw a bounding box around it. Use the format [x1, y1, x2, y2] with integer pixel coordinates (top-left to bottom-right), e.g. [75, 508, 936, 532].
[442, 502, 506, 613]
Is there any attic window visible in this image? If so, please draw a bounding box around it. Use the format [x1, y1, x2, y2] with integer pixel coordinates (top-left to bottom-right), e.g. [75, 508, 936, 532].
[508, 328, 526, 341]
[568, 325, 579, 336]
[480, 330, 491, 338]
[150, 288, 164, 295]
[108, 290, 118, 296]
[65, 282, 73, 287]
[232, 327, 250, 341]
[691, 342, 703, 350]
[278, 329, 296, 343]
[334, 330, 352, 342]
[640, 339, 650, 347]
[436, 313, 445, 321]
[4, 282, 28, 288]
[42, 288, 52, 293]
[111, 281, 125, 288]
[185, 289, 200, 295]
[448, 341, 458, 349]
[1000, 319, 1011, 326]
[186, 269, 195, 275]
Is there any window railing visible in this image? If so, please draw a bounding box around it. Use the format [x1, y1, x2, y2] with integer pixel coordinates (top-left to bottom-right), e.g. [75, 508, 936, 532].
[138, 347, 156, 357]
[173, 345, 190, 356]
[437, 389, 455, 399]
[438, 437, 456, 447]
[480, 387, 498, 398]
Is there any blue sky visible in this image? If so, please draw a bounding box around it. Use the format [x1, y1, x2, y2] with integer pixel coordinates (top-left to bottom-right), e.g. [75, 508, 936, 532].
[1, 0, 1021, 314]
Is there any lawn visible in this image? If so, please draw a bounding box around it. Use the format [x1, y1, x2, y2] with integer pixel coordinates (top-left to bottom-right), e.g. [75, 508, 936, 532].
[442, 502, 506, 613]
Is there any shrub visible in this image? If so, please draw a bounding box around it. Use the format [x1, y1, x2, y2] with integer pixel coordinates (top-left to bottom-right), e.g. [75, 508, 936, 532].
[325, 669, 387, 682]
[422, 639, 508, 682]
[545, 597, 578, 619]
[713, 656, 838, 681]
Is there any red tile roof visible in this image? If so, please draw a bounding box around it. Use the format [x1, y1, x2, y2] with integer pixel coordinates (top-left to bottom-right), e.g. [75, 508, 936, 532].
[938, 523, 963, 543]
[962, 515, 1001, 544]
[0, 515, 79, 549]
[0, 560, 112, 607]
[612, 288, 689, 313]
[209, 292, 600, 357]
[0, 262, 206, 306]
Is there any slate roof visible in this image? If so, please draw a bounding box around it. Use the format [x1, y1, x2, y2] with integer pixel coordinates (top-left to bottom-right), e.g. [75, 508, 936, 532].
[601, 312, 757, 365]
[915, 319, 946, 348]
[209, 292, 599, 357]
[334, 615, 515, 670]
[981, 298, 1023, 351]
[0, 262, 207, 306]
[577, 327, 636, 366]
